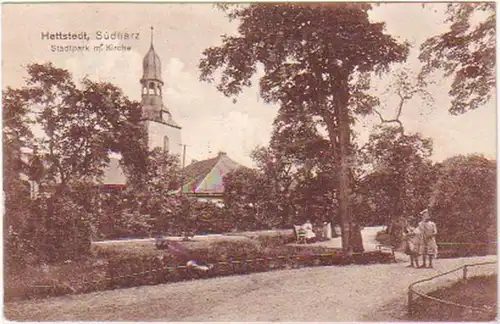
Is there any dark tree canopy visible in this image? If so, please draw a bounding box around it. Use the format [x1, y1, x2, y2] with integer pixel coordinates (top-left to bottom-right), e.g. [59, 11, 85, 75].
[419, 3, 495, 114]
[201, 3, 409, 110]
[3, 63, 145, 190]
[200, 3, 409, 251]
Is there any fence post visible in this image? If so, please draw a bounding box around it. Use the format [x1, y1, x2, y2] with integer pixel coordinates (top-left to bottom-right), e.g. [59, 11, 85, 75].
[408, 288, 413, 315]
[463, 265, 468, 282]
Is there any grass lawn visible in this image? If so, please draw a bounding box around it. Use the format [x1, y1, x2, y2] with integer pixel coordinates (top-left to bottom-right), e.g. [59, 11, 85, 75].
[410, 275, 497, 321]
[93, 235, 255, 256]
[5, 228, 398, 303]
[4, 230, 345, 302]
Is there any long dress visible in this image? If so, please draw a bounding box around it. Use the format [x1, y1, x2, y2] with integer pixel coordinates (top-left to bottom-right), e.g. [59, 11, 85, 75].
[418, 221, 438, 257]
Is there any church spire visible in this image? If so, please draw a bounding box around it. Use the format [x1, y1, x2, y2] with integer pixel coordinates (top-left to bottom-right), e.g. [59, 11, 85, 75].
[150, 26, 154, 49]
[141, 26, 162, 84]
[140, 27, 179, 128]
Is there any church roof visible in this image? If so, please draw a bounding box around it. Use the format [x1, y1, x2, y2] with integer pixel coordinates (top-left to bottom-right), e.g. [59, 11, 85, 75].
[181, 152, 245, 194]
[141, 28, 162, 83]
[142, 45, 162, 83]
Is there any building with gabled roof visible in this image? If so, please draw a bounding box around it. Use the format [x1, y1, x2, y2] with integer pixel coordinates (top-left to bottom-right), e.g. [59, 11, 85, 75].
[181, 151, 245, 203]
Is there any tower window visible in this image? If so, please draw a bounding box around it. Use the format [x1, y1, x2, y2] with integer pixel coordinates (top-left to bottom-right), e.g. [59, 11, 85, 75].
[163, 136, 169, 153]
[149, 82, 156, 95]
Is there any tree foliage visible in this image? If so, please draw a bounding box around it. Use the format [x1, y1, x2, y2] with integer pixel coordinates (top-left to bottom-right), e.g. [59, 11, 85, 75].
[223, 145, 298, 230]
[429, 154, 496, 247]
[223, 167, 266, 230]
[98, 149, 182, 238]
[200, 3, 409, 251]
[223, 143, 340, 231]
[3, 62, 145, 264]
[359, 126, 435, 244]
[419, 3, 495, 114]
[19, 63, 144, 188]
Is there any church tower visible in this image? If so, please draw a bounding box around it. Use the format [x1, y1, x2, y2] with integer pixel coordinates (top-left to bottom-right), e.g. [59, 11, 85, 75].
[140, 27, 182, 157]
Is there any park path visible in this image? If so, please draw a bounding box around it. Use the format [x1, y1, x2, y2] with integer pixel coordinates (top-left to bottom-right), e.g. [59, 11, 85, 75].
[5, 253, 496, 321]
[299, 225, 384, 251]
[93, 226, 385, 250]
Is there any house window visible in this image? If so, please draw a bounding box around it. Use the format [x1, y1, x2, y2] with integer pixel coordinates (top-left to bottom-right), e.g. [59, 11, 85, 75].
[163, 136, 169, 153]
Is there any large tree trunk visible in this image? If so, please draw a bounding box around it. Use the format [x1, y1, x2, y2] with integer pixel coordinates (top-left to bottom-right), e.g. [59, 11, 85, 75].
[388, 175, 407, 247]
[338, 112, 352, 254]
[333, 77, 364, 255]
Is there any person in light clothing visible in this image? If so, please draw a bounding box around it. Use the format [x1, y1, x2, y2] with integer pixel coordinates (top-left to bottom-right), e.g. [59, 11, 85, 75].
[302, 220, 316, 243]
[160, 237, 213, 272]
[403, 223, 422, 268]
[418, 209, 438, 268]
[323, 222, 332, 240]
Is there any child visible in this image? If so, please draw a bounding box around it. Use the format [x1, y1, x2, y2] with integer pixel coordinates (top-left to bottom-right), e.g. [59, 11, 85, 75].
[403, 225, 422, 268]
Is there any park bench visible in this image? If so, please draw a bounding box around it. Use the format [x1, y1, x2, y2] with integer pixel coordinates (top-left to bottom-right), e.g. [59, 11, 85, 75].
[376, 244, 396, 261]
[293, 225, 307, 244]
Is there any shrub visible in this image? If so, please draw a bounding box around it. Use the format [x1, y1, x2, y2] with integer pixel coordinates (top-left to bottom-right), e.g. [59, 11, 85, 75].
[33, 194, 92, 263]
[5, 189, 93, 274]
[253, 230, 295, 248]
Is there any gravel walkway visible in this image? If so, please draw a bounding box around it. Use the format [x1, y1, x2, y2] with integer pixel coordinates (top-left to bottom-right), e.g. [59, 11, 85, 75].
[5, 227, 497, 321]
[5, 253, 496, 321]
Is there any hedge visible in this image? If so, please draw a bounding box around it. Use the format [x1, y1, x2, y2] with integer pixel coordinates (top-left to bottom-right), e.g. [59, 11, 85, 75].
[4, 238, 395, 302]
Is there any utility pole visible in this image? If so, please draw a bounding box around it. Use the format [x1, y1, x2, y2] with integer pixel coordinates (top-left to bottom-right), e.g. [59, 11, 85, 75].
[182, 144, 187, 169]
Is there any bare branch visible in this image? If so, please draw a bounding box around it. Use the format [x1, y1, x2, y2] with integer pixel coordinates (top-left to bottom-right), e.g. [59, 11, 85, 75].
[394, 93, 405, 121]
[373, 85, 407, 135]
[373, 108, 404, 130]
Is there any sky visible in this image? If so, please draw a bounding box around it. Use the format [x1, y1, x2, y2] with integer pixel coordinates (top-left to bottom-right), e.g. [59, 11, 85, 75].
[2, 2, 496, 167]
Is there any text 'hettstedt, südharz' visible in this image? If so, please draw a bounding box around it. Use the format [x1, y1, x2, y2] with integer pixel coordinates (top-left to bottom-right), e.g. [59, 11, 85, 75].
[40, 31, 141, 41]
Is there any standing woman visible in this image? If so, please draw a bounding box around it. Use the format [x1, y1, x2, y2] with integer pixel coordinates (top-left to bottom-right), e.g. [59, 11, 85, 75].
[418, 209, 438, 268]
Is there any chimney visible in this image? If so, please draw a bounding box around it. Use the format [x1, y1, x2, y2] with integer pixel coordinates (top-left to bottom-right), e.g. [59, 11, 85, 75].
[191, 159, 198, 165]
[217, 151, 227, 157]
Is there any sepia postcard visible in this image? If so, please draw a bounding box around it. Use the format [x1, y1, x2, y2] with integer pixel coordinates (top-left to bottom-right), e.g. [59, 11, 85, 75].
[2, 2, 497, 322]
